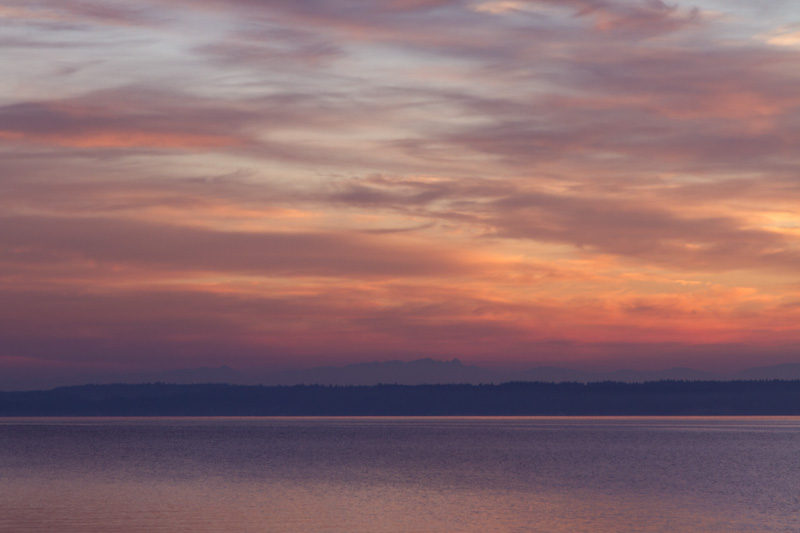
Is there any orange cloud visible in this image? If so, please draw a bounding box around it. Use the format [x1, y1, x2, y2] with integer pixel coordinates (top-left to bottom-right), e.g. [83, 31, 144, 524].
[4, 0, 800, 383]
[0, 130, 240, 150]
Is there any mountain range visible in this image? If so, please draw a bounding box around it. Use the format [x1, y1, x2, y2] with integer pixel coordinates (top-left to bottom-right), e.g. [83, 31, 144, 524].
[28, 358, 800, 391]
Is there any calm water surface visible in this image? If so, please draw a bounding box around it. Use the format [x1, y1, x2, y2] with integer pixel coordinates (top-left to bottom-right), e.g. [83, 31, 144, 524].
[0, 417, 798, 532]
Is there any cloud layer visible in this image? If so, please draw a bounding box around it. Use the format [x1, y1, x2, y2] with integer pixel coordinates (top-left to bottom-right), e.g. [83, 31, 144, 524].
[3, 0, 800, 384]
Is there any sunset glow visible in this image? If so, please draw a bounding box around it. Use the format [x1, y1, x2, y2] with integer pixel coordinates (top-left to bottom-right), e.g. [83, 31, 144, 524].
[3, 0, 800, 385]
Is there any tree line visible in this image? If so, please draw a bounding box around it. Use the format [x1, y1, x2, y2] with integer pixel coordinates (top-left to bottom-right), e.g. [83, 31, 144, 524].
[1, 380, 800, 416]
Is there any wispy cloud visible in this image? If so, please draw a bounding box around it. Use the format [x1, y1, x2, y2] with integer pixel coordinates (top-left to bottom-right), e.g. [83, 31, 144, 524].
[3, 0, 800, 380]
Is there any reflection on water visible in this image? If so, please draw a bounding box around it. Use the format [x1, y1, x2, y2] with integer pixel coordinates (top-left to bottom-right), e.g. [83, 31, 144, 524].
[1, 417, 799, 532]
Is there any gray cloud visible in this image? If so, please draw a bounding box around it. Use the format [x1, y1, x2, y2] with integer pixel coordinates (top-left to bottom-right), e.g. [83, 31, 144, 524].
[325, 175, 800, 272]
[0, 214, 477, 278]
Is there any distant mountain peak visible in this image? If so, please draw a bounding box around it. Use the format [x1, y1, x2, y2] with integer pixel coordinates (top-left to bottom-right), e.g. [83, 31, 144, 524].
[9, 358, 800, 391]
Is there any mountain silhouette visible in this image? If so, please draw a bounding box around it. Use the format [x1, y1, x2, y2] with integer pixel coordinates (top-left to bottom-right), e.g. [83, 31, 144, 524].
[5, 359, 800, 391]
[732, 363, 800, 381]
[264, 358, 490, 385]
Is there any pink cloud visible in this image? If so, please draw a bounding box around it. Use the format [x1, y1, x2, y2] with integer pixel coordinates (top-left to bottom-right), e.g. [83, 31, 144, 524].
[3, 0, 800, 382]
[0, 212, 485, 279]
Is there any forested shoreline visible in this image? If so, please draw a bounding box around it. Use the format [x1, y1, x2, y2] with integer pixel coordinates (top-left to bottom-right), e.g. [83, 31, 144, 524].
[1, 380, 800, 416]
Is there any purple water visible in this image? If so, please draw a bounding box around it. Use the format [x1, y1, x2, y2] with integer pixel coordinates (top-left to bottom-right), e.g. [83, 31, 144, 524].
[1, 417, 798, 532]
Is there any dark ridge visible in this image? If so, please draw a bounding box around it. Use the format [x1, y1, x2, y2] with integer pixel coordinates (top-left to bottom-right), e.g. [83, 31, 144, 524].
[1, 380, 800, 416]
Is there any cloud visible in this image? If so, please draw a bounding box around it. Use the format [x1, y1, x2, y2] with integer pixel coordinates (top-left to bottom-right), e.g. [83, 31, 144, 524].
[4, 0, 800, 379]
[0, 1, 158, 27]
[325, 175, 800, 273]
[197, 30, 342, 70]
[0, 214, 479, 279]
[760, 24, 800, 47]
[0, 89, 248, 151]
[571, 0, 702, 36]
[0, 86, 393, 164]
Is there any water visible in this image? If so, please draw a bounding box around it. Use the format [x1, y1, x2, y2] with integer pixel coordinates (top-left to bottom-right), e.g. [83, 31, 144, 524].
[0, 417, 798, 532]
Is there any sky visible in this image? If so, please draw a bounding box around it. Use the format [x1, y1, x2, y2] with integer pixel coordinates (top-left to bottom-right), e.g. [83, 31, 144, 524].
[3, 0, 800, 384]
